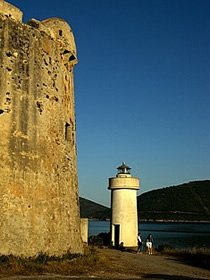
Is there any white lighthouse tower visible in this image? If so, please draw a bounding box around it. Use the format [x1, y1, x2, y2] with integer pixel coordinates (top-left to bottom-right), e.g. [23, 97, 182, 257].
[108, 162, 140, 248]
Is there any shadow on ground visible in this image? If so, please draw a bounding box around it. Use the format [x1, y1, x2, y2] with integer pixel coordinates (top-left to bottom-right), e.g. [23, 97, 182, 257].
[142, 274, 209, 280]
[165, 254, 210, 271]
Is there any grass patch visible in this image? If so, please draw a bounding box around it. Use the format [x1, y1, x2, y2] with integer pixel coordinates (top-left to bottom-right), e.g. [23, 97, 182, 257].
[177, 248, 210, 270]
[0, 247, 108, 276]
[156, 244, 210, 270]
[156, 243, 176, 253]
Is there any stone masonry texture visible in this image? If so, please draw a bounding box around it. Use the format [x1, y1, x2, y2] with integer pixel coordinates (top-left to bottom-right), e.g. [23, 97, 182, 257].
[0, 0, 83, 256]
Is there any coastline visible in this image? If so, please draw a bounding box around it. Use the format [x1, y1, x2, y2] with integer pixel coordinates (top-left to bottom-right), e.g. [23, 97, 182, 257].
[139, 219, 210, 224]
[87, 218, 210, 224]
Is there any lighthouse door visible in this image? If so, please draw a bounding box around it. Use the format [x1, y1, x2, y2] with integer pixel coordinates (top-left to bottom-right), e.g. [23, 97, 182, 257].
[114, 224, 120, 247]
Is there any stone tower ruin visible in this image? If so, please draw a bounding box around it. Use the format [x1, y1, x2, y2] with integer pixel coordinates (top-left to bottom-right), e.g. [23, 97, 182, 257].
[0, 0, 83, 256]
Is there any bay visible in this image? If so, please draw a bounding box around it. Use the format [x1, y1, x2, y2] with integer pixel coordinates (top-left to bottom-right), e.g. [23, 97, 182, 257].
[88, 220, 210, 249]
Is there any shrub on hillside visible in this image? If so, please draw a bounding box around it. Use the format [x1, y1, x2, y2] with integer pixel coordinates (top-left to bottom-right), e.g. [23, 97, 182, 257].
[88, 235, 104, 247]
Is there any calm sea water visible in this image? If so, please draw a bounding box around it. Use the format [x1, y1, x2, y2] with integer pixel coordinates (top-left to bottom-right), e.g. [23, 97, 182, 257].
[88, 220, 210, 249]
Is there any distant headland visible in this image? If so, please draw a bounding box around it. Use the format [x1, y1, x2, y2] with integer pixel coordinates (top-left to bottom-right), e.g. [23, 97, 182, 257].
[80, 180, 210, 223]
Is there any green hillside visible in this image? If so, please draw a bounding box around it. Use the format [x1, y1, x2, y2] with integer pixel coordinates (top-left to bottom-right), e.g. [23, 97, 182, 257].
[79, 181, 210, 222]
[137, 180, 210, 221]
[79, 197, 110, 220]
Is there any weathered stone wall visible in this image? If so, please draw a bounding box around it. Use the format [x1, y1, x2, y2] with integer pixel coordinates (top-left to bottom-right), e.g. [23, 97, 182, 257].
[0, 0, 22, 21]
[0, 0, 83, 256]
[80, 218, 88, 244]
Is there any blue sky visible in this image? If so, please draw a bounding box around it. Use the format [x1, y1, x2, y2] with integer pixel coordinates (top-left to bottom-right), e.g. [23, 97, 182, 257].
[9, 0, 210, 206]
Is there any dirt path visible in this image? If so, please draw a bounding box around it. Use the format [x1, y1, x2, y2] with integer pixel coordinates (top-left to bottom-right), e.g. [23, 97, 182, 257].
[94, 248, 210, 279]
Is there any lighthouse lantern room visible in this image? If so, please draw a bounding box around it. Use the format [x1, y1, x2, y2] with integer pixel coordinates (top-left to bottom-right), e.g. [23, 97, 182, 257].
[108, 162, 140, 248]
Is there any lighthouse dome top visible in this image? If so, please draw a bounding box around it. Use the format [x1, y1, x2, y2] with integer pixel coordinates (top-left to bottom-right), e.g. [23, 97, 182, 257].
[108, 161, 139, 190]
[117, 162, 131, 175]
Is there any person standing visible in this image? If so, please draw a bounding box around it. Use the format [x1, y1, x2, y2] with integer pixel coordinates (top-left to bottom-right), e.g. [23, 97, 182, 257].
[137, 232, 143, 254]
[146, 234, 153, 255]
